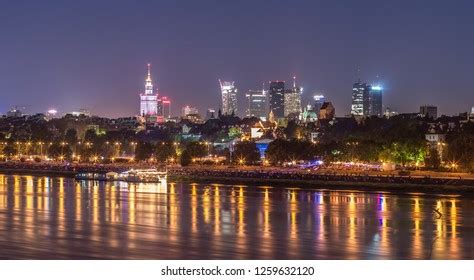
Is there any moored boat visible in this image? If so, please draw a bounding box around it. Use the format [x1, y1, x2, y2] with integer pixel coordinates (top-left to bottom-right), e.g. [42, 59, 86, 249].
[75, 168, 167, 183]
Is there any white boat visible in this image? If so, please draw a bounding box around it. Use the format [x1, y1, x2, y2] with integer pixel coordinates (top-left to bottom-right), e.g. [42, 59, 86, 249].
[106, 168, 167, 183]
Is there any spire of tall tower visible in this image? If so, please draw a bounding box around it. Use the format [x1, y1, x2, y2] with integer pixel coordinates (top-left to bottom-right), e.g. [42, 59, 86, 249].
[293, 76, 296, 88]
[146, 63, 152, 81]
[144, 63, 153, 95]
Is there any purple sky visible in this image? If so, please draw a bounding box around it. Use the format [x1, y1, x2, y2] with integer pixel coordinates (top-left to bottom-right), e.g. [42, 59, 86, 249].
[1, 0, 473, 117]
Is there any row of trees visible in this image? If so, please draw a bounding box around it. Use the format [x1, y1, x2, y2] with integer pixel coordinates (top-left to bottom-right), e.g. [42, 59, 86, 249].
[2, 135, 471, 171]
[134, 141, 209, 166]
[262, 136, 428, 167]
[444, 122, 474, 171]
[2, 115, 473, 171]
[1, 142, 74, 161]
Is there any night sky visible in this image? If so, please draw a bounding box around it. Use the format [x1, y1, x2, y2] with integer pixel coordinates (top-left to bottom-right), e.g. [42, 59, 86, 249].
[1, 0, 473, 117]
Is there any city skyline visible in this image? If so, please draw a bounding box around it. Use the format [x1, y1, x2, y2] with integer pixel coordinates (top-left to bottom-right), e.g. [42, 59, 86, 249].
[1, 1, 473, 117]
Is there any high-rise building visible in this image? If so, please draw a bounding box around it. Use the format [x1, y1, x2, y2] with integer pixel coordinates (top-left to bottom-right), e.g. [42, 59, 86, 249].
[162, 96, 171, 118]
[351, 81, 383, 117]
[268, 81, 285, 119]
[351, 81, 369, 116]
[368, 85, 383, 116]
[219, 80, 238, 115]
[313, 94, 325, 116]
[419, 105, 438, 119]
[245, 86, 267, 120]
[284, 77, 302, 117]
[140, 63, 158, 117]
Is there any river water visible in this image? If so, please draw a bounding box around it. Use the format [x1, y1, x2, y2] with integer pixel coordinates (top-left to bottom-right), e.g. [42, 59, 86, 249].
[0, 174, 472, 259]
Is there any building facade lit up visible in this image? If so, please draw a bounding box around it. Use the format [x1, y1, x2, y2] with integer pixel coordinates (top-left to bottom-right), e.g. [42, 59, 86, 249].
[351, 80, 383, 117]
[245, 86, 267, 120]
[351, 81, 369, 116]
[284, 77, 302, 117]
[140, 63, 158, 117]
[139, 63, 171, 122]
[219, 80, 238, 115]
[368, 85, 383, 116]
[182, 105, 198, 116]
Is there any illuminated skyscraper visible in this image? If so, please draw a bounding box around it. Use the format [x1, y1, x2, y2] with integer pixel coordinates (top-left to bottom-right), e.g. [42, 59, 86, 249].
[139, 63, 158, 117]
[368, 85, 383, 116]
[269, 81, 285, 119]
[284, 76, 302, 117]
[351, 80, 383, 117]
[245, 84, 267, 120]
[351, 81, 369, 116]
[219, 80, 238, 115]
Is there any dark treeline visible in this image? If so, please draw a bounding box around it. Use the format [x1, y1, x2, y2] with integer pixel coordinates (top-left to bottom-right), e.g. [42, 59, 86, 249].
[1, 113, 473, 171]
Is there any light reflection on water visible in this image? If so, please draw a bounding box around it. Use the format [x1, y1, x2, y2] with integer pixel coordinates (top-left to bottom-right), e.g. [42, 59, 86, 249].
[0, 174, 472, 259]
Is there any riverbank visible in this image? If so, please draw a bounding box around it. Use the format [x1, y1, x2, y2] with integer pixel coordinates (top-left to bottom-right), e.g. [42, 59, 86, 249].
[1, 162, 473, 194]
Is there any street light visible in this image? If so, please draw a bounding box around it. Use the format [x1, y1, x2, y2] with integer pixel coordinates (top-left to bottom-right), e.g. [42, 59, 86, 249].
[36, 141, 44, 157]
[114, 142, 121, 157]
[451, 162, 457, 172]
[91, 155, 98, 163]
[204, 141, 211, 155]
[130, 142, 137, 157]
[26, 141, 32, 155]
[15, 141, 21, 158]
